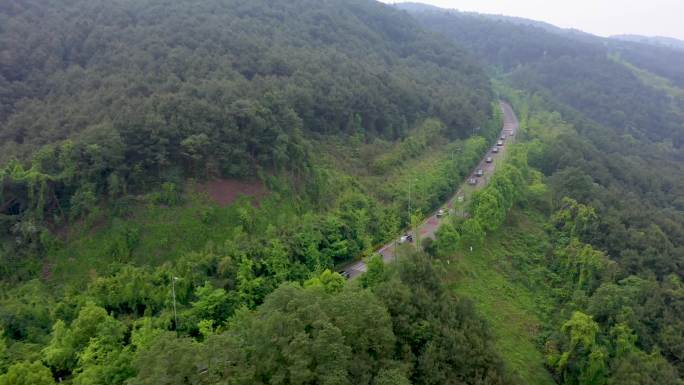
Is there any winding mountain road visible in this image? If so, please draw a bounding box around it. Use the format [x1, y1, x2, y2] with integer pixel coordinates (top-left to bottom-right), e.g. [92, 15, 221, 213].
[341, 101, 519, 279]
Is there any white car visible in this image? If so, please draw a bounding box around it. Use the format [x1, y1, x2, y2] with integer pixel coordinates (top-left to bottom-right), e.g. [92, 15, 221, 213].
[399, 234, 413, 243]
[437, 209, 447, 218]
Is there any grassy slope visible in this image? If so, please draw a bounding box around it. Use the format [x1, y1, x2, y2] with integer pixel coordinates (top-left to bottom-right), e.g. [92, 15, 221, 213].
[446, 208, 556, 385]
[315, 131, 477, 207]
[49, 194, 244, 284]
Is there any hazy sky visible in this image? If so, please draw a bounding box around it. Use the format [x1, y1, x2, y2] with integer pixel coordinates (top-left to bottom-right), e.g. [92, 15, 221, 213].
[382, 0, 684, 40]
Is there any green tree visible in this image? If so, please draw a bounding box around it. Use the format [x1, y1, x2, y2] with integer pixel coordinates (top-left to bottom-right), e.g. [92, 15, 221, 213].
[458, 218, 485, 250]
[129, 317, 165, 352]
[553, 311, 608, 385]
[304, 269, 346, 293]
[212, 285, 354, 385]
[557, 240, 612, 294]
[128, 333, 203, 385]
[236, 256, 268, 308]
[361, 254, 386, 288]
[72, 341, 134, 385]
[262, 236, 291, 283]
[552, 198, 599, 243]
[189, 281, 233, 327]
[0, 361, 54, 385]
[43, 303, 126, 373]
[433, 222, 460, 257]
[42, 320, 76, 373]
[69, 183, 97, 220]
[608, 350, 682, 385]
[0, 329, 8, 372]
[180, 133, 210, 175]
[472, 188, 506, 232]
[373, 368, 411, 385]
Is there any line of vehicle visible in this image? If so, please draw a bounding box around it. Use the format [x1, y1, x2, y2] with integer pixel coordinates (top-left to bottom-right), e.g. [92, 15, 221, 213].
[340, 101, 519, 279]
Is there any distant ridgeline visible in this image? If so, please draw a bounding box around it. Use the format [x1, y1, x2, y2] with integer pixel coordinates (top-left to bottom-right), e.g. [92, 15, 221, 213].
[398, 3, 684, 146]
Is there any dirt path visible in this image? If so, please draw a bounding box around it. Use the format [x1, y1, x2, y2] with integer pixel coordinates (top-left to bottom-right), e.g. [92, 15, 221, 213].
[342, 101, 519, 278]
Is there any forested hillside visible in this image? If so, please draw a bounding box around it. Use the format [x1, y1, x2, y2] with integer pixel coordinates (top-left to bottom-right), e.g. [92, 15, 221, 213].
[0, 0, 491, 226]
[0, 1, 519, 384]
[398, 3, 684, 145]
[0, 0, 494, 273]
[0, 0, 490, 155]
[2, 0, 684, 384]
[400, 4, 684, 384]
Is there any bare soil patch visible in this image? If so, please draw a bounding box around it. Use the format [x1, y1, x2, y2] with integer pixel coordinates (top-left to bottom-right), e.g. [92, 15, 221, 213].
[196, 178, 268, 207]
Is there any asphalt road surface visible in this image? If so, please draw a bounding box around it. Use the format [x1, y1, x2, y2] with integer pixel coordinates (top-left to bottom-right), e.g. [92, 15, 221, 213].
[342, 101, 519, 279]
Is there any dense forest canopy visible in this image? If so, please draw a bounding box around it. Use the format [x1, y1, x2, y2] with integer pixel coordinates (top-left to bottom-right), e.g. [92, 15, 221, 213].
[2, 0, 684, 384]
[0, 0, 491, 160]
[0, 0, 496, 266]
[0, 1, 518, 384]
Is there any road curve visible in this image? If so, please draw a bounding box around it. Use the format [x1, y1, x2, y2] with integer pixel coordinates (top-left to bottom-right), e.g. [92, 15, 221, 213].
[342, 101, 519, 279]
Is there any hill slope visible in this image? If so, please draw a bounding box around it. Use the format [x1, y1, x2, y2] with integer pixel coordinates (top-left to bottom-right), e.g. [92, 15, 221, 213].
[0, 0, 495, 262]
[0, 0, 491, 164]
[399, 3, 684, 383]
[0, 1, 519, 384]
[397, 2, 684, 145]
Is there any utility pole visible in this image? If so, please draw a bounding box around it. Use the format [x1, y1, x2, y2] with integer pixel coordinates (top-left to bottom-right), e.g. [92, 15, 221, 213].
[172, 276, 179, 335]
[408, 178, 419, 228]
[408, 178, 421, 248]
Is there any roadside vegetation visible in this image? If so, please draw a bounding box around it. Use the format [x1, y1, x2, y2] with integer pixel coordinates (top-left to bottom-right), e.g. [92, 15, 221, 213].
[402, 10, 684, 380]
[0, 114, 504, 384]
[424, 86, 684, 385]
